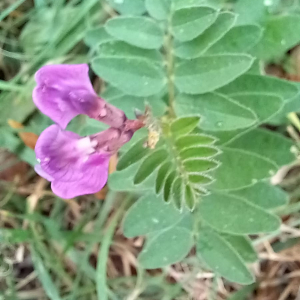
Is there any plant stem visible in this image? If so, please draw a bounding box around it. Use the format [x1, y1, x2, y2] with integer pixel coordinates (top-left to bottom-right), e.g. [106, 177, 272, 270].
[96, 195, 130, 300]
[165, 21, 176, 118]
[288, 112, 300, 132]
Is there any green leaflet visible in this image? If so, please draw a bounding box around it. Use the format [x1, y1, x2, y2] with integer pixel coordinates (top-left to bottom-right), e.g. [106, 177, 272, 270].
[174, 54, 254, 94]
[172, 176, 184, 210]
[175, 134, 217, 149]
[206, 24, 263, 54]
[145, 0, 171, 20]
[156, 161, 173, 193]
[208, 127, 295, 192]
[174, 12, 237, 59]
[234, 0, 266, 25]
[184, 184, 197, 210]
[170, 116, 200, 136]
[106, 0, 146, 15]
[122, 193, 192, 238]
[217, 74, 299, 128]
[163, 170, 177, 203]
[139, 226, 193, 268]
[188, 173, 214, 186]
[134, 149, 168, 184]
[218, 74, 298, 102]
[84, 26, 115, 48]
[211, 146, 277, 190]
[92, 57, 165, 97]
[172, 0, 221, 10]
[199, 193, 280, 234]
[117, 138, 150, 171]
[229, 93, 284, 125]
[232, 182, 288, 209]
[196, 226, 254, 284]
[105, 16, 164, 49]
[179, 146, 220, 160]
[171, 6, 218, 42]
[183, 158, 219, 173]
[97, 41, 163, 64]
[175, 93, 257, 131]
[225, 128, 295, 167]
[221, 234, 257, 263]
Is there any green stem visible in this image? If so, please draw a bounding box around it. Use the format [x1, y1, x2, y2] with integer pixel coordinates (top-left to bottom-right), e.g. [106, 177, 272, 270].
[288, 112, 300, 132]
[96, 196, 130, 300]
[165, 21, 176, 118]
[0, 80, 24, 92]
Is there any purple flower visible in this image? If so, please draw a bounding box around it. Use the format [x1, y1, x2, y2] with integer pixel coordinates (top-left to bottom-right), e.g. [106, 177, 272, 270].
[33, 63, 145, 198]
[33, 64, 126, 129]
[35, 124, 134, 198]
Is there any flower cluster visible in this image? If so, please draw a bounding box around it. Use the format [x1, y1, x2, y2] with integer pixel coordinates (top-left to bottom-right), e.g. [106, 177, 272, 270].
[33, 64, 143, 198]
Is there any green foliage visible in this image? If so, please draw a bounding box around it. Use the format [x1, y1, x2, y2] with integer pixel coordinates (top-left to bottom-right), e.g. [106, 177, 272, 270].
[123, 194, 186, 237]
[92, 56, 165, 96]
[101, 86, 166, 119]
[176, 93, 257, 131]
[30, 247, 62, 300]
[123, 194, 194, 267]
[106, 0, 146, 15]
[196, 226, 254, 284]
[222, 234, 257, 263]
[0, 229, 31, 244]
[206, 25, 263, 54]
[0, 0, 102, 166]
[134, 148, 169, 184]
[139, 226, 194, 268]
[171, 6, 218, 41]
[145, 0, 171, 20]
[253, 15, 300, 60]
[227, 284, 257, 300]
[105, 17, 164, 49]
[174, 54, 254, 94]
[211, 146, 277, 190]
[0, 128, 36, 166]
[84, 26, 115, 48]
[199, 193, 280, 234]
[2, 0, 300, 291]
[174, 12, 237, 58]
[232, 181, 288, 209]
[91, 37, 165, 97]
[84, 0, 300, 284]
[117, 116, 220, 210]
[235, 0, 266, 25]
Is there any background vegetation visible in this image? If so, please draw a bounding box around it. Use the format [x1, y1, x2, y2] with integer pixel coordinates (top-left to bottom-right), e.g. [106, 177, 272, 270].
[2, 0, 300, 299]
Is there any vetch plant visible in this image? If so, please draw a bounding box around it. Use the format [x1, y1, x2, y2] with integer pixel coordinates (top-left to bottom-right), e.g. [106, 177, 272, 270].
[32, 0, 300, 285]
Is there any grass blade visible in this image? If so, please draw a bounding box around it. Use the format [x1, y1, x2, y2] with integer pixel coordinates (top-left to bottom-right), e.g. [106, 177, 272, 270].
[0, 0, 27, 22]
[96, 196, 129, 300]
[30, 247, 62, 300]
[0, 80, 23, 92]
